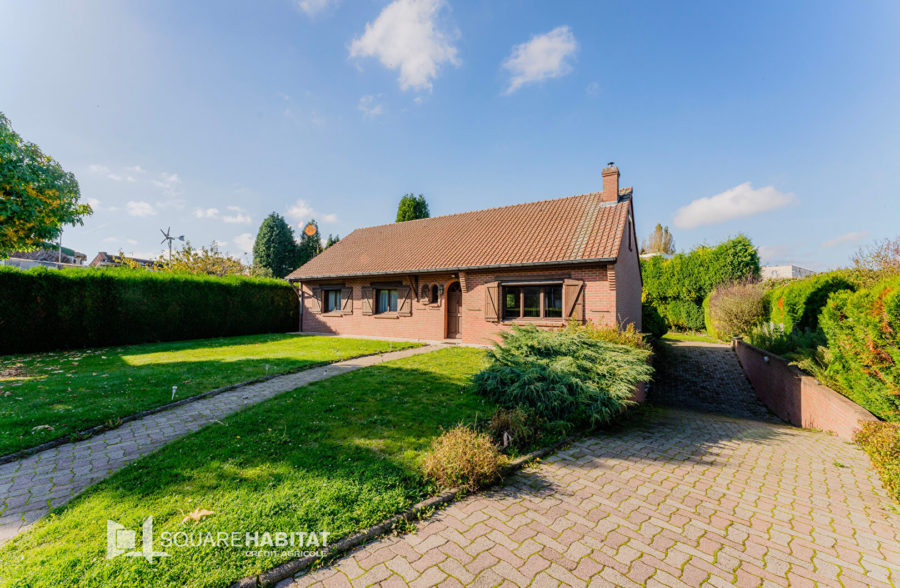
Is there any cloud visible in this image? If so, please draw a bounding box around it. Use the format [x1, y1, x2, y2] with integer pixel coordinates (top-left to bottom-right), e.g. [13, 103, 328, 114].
[152, 172, 182, 197]
[223, 206, 252, 224]
[821, 231, 868, 248]
[102, 236, 138, 246]
[358, 95, 384, 117]
[673, 182, 795, 229]
[295, 0, 337, 17]
[126, 201, 156, 217]
[285, 199, 338, 225]
[233, 232, 255, 254]
[349, 0, 460, 91]
[194, 207, 220, 219]
[503, 26, 577, 94]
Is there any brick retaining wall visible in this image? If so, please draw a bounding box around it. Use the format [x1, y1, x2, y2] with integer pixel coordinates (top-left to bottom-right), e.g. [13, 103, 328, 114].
[732, 339, 878, 441]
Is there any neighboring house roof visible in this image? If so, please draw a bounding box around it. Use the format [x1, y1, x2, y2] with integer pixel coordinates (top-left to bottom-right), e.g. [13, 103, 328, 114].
[89, 251, 156, 267]
[11, 246, 86, 264]
[287, 189, 633, 281]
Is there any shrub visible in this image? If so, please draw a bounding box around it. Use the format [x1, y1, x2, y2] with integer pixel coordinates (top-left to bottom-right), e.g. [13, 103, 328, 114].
[0, 266, 298, 354]
[422, 425, 504, 490]
[855, 422, 900, 504]
[820, 277, 900, 421]
[472, 325, 653, 428]
[706, 280, 767, 340]
[641, 304, 668, 338]
[747, 322, 828, 376]
[564, 320, 650, 350]
[662, 300, 705, 331]
[767, 272, 855, 334]
[488, 407, 540, 452]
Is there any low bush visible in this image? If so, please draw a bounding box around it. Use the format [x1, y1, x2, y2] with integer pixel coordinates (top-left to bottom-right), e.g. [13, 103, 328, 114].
[855, 422, 900, 504]
[565, 320, 650, 350]
[422, 425, 504, 490]
[747, 322, 828, 376]
[641, 304, 668, 338]
[0, 266, 298, 354]
[766, 272, 855, 334]
[472, 325, 653, 428]
[488, 407, 540, 453]
[706, 280, 767, 340]
[820, 277, 900, 421]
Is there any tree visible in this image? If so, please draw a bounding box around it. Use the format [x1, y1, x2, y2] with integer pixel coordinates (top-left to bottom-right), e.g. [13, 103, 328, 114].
[325, 234, 340, 249]
[0, 112, 92, 257]
[852, 236, 900, 285]
[396, 193, 430, 222]
[297, 219, 322, 267]
[253, 213, 299, 278]
[165, 242, 246, 276]
[641, 224, 675, 255]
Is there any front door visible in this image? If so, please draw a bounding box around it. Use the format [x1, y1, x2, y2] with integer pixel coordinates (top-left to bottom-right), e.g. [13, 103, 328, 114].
[446, 282, 462, 339]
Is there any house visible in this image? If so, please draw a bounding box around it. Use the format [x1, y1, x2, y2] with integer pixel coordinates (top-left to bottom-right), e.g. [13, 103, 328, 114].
[89, 251, 157, 269]
[760, 265, 815, 280]
[0, 244, 87, 270]
[286, 164, 642, 345]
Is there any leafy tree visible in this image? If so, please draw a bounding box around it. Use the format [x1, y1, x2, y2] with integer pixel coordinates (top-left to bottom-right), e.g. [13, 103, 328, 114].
[0, 112, 92, 257]
[253, 213, 299, 278]
[641, 223, 675, 255]
[165, 242, 246, 276]
[297, 219, 322, 267]
[396, 193, 430, 222]
[325, 234, 340, 248]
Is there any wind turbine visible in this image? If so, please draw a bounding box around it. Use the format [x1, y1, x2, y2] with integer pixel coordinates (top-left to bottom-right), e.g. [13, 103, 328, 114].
[160, 227, 185, 262]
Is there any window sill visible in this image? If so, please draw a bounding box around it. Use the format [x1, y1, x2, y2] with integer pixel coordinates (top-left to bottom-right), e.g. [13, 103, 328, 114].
[502, 318, 564, 327]
[374, 313, 399, 319]
[322, 312, 343, 317]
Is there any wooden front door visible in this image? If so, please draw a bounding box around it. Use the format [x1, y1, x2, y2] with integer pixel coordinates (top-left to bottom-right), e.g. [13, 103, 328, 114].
[446, 282, 462, 339]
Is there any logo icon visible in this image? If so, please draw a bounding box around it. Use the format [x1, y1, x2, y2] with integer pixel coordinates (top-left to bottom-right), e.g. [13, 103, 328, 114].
[106, 517, 169, 563]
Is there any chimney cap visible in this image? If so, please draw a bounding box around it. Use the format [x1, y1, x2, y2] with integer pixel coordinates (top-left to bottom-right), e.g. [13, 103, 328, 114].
[607, 161, 614, 167]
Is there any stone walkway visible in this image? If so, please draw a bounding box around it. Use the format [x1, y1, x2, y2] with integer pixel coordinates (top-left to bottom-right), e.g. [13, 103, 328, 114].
[0, 344, 442, 544]
[287, 341, 900, 587]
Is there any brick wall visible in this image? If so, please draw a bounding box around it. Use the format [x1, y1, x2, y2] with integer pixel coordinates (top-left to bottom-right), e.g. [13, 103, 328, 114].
[298, 260, 639, 345]
[733, 340, 878, 441]
[613, 201, 642, 331]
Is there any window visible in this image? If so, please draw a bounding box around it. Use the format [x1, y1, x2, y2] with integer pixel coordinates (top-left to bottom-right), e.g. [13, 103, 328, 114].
[502, 284, 563, 320]
[324, 289, 341, 313]
[376, 289, 398, 314]
[430, 284, 439, 304]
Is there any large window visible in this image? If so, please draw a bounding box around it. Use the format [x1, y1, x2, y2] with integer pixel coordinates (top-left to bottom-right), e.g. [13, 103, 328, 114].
[502, 284, 563, 320]
[324, 289, 341, 313]
[376, 288, 398, 314]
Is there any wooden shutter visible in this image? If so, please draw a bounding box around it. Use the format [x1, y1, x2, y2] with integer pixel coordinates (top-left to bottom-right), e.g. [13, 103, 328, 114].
[563, 279, 584, 321]
[398, 286, 412, 317]
[484, 282, 500, 322]
[361, 286, 373, 315]
[340, 287, 353, 315]
[309, 287, 322, 314]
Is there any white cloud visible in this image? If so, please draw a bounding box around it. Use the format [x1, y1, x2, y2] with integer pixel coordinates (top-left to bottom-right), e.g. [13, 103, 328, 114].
[503, 26, 577, 94]
[349, 0, 460, 91]
[152, 172, 182, 197]
[821, 231, 868, 248]
[673, 182, 795, 229]
[126, 201, 156, 217]
[102, 236, 138, 245]
[233, 232, 255, 254]
[194, 207, 220, 219]
[223, 206, 252, 224]
[358, 94, 384, 117]
[285, 199, 338, 225]
[295, 0, 337, 17]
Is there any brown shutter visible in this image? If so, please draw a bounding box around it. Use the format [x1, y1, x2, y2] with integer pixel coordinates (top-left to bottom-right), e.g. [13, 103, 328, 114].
[563, 279, 584, 322]
[361, 286, 373, 315]
[309, 287, 322, 314]
[484, 281, 500, 322]
[398, 286, 412, 317]
[340, 287, 353, 315]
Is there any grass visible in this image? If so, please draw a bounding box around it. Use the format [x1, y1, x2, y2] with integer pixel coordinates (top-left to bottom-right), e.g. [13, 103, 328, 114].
[0, 334, 419, 456]
[0, 347, 492, 587]
[661, 331, 721, 344]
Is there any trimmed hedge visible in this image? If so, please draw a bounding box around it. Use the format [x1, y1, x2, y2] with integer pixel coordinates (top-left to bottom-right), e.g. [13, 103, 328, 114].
[820, 276, 900, 421]
[0, 266, 298, 354]
[855, 422, 900, 504]
[766, 272, 855, 334]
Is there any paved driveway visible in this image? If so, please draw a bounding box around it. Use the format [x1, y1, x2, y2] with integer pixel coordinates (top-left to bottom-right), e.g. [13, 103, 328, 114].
[287, 341, 899, 587]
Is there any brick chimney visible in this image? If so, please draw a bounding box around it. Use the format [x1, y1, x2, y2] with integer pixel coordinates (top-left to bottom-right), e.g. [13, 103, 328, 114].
[601, 162, 619, 203]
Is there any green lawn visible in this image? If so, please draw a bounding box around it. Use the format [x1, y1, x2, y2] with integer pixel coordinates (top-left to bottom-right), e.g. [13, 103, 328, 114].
[661, 331, 722, 344]
[0, 347, 491, 587]
[0, 334, 419, 456]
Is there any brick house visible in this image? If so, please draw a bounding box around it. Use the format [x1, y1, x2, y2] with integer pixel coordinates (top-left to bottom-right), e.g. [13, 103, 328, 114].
[286, 165, 641, 345]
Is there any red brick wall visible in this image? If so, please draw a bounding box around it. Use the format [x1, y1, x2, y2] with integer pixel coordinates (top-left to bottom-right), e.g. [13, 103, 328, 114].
[297, 261, 637, 345]
[613, 201, 642, 331]
[733, 340, 878, 441]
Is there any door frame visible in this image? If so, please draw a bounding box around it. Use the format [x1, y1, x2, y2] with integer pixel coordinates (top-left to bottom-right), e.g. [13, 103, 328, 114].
[444, 280, 462, 339]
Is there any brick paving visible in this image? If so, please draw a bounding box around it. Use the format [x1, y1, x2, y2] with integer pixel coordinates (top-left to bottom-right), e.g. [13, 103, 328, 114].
[0, 344, 442, 544]
[286, 341, 900, 587]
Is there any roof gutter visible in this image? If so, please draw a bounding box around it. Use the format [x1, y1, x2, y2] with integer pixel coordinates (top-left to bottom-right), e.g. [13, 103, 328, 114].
[286, 256, 617, 282]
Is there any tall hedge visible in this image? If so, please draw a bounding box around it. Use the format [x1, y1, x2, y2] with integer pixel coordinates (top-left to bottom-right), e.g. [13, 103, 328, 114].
[0, 266, 298, 354]
[820, 277, 900, 421]
[641, 235, 759, 331]
[766, 272, 855, 334]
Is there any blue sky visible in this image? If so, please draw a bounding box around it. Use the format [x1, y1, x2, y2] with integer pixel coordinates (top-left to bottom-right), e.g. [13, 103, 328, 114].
[2, 0, 898, 269]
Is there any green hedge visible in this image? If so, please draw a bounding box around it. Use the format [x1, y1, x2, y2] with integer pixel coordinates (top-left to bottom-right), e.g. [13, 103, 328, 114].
[820, 276, 900, 421]
[0, 266, 298, 354]
[641, 235, 759, 331]
[767, 272, 855, 334]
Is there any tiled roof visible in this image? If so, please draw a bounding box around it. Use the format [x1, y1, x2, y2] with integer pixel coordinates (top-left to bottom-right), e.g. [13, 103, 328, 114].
[286, 191, 632, 280]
